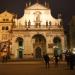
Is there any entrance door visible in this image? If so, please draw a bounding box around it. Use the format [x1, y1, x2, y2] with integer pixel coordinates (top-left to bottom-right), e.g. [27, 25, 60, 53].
[35, 47, 41, 58]
[32, 34, 46, 59]
[16, 37, 23, 59]
[19, 51, 23, 58]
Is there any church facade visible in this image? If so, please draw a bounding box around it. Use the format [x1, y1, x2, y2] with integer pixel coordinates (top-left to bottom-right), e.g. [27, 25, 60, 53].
[0, 3, 65, 59]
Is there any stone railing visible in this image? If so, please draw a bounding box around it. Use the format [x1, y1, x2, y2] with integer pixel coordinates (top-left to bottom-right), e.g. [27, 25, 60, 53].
[12, 24, 63, 30]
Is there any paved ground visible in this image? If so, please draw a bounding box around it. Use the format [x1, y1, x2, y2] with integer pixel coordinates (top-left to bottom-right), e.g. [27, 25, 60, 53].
[0, 61, 75, 75]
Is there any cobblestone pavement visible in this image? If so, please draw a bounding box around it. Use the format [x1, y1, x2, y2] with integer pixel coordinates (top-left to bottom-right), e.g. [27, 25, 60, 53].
[0, 61, 75, 75]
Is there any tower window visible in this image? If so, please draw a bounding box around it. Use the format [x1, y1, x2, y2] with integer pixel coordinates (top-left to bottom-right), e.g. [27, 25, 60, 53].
[2, 26, 9, 30]
[6, 19, 9, 21]
[6, 26, 9, 30]
[3, 19, 5, 21]
[2, 26, 5, 30]
[3, 19, 9, 21]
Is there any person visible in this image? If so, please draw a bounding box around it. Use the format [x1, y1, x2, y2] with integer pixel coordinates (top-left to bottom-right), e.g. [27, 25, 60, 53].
[69, 52, 75, 70]
[54, 56, 59, 65]
[2, 51, 7, 63]
[65, 50, 71, 66]
[54, 48, 59, 65]
[43, 54, 50, 68]
[2, 46, 8, 63]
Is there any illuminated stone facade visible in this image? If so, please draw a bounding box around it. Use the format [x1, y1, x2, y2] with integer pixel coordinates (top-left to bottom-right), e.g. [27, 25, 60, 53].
[0, 3, 65, 59]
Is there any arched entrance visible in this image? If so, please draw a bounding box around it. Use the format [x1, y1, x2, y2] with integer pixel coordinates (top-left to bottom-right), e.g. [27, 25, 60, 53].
[16, 37, 24, 58]
[35, 47, 41, 58]
[53, 37, 62, 58]
[32, 34, 46, 59]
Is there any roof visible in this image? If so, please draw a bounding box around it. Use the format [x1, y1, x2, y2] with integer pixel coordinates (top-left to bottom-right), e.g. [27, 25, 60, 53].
[26, 3, 49, 10]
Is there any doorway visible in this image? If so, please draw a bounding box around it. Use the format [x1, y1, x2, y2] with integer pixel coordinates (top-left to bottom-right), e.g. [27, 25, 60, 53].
[32, 34, 46, 58]
[35, 47, 41, 58]
[53, 37, 62, 57]
[16, 37, 24, 58]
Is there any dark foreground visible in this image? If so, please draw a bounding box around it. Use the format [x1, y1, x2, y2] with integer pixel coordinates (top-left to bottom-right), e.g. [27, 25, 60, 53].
[0, 62, 75, 75]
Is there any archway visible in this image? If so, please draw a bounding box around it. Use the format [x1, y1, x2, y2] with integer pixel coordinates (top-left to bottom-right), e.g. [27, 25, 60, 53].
[16, 37, 24, 58]
[35, 47, 41, 58]
[53, 37, 62, 59]
[53, 37, 61, 48]
[32, 34, 46, 59]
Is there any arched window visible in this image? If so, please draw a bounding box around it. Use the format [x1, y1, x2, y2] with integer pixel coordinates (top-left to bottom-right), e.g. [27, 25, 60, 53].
[3, 19, 5, 21]
[53, 37, 61, 44]
[6, 19, 9, 21]
[2, 26, 5, 30]
[16, 37, 23, 46]
[32, 34, 46, 58]
[6, 26, 9, 30]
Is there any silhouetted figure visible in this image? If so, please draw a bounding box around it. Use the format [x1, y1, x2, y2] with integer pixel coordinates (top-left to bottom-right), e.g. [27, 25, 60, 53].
[2, 51, 7, 63]
[2, 46, 8, 63]
[43, 54, 50, 68]
[54, 48, 59, 65]
[69, 52, 75, 70]
[54, 56, 59, 65]
[65, 50, 70, 66]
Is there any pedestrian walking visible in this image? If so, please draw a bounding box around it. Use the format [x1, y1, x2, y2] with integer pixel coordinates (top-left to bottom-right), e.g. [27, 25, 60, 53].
[2, 47, 8, 63]
[54, 56, 59, 65]
[43, 54, 50, 68]
[54, 47, 59, 66]
[65, 50, 70, 66]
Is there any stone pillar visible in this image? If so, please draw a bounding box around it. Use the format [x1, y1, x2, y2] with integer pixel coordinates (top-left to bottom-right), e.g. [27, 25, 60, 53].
[11, 37, 18, 59]
[24, 36, 33, 59]
[46, 34, 53, 56]
[61, 36, 65, 51]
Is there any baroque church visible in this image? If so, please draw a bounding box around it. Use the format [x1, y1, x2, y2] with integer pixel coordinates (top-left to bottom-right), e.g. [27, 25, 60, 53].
[0, 2, 65, 59]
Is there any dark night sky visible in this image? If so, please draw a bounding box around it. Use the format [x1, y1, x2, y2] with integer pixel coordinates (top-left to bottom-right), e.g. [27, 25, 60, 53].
[0, 0, 75, 32]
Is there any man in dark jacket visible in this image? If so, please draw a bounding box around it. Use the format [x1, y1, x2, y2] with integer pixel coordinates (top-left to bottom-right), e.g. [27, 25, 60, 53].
[69, 52, 75, 70]
[43, 54, 50, 68]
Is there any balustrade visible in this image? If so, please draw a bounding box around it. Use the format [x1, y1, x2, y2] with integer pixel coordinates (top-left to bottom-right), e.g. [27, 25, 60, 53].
[13, 24, 63, 30]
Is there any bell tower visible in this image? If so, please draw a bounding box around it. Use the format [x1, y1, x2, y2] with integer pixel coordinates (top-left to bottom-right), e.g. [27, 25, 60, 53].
[0, 11, 14, 41]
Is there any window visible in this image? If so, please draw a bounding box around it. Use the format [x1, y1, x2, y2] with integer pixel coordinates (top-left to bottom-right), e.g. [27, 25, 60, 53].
[6, 19, 9, 21]
[19, 41, 23, 46]
[2, 26, 5, 30]
[6, 26, 9, 30]
[2, 26, 9, 30]
[3, 19, 9, 21]
[3, 19, 5, 21]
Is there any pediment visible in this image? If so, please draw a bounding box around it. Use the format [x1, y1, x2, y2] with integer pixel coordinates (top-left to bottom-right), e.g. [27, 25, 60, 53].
[26, 3, 49, 10]
[0, 11, 14, 18]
